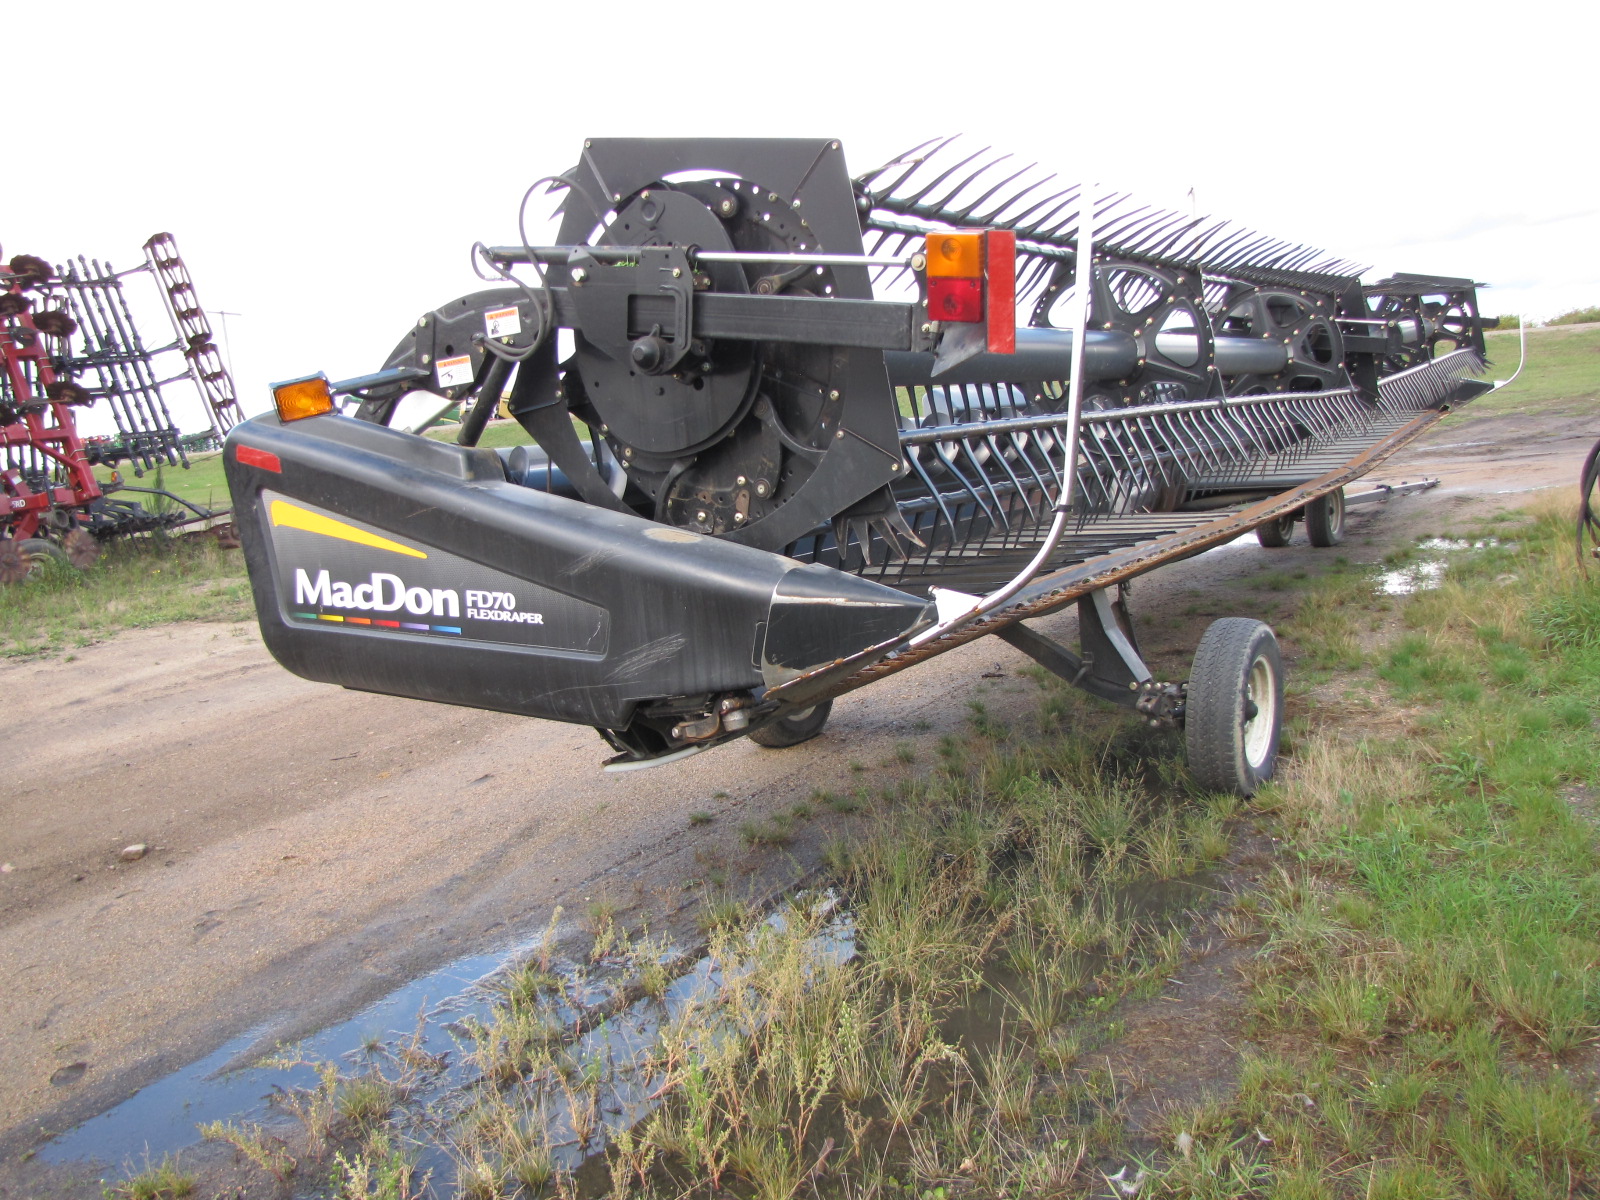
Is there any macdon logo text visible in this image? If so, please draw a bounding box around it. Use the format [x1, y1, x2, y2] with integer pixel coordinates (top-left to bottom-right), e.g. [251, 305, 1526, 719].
[293, 570, 544, 625]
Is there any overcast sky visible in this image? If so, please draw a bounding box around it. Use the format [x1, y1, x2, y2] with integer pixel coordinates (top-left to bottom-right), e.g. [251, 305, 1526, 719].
[8, 1, 1593, 436]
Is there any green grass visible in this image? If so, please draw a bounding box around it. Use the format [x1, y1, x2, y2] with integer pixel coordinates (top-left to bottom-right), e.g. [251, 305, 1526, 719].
[0, 535, 250, 656]
[1545, 305, 1600, 326]
[1470, 323, 1600, 417]
[422, 417, 536, 449]
[103, 1157, 194, 1200]
[93, 452, 231, 512]
[1234, 498, 1600, 1194]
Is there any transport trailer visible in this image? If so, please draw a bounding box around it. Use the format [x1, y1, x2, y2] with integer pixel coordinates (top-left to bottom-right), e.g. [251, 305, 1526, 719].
[225, 138, 1492, 795]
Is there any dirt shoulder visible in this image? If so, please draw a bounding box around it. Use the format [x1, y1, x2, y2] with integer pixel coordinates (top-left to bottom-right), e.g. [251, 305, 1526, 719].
[1, 400, 1589, 1182]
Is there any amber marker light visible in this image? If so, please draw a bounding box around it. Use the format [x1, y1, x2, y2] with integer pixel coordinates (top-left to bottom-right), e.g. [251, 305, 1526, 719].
[272, 373, 334, 422]
[925, 231, 983, 279]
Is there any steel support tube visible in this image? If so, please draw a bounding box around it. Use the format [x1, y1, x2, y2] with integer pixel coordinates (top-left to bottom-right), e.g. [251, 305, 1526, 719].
[886, 327, 1137, 385]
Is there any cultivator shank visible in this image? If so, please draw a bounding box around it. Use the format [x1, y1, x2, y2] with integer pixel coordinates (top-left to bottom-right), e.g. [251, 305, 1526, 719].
[225, 138, 1493, 786]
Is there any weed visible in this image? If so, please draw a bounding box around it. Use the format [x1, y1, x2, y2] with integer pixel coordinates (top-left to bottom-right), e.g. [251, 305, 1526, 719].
[820, 788, 863, 814]
[739, 813, 795, 846]
[197, 1120, 295, 1182]
[332, 1132, 427, 1200]
[103, 1157, 194, 1200]
[338, 1074, 394, 1128]
[688, 810, 715, 825]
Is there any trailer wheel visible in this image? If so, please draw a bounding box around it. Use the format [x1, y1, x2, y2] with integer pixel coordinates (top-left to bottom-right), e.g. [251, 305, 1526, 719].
[1305, 486, 1345, 547]
[749, 701, 833, 748]
[1255, 514, 1296, 548]
[1185, 618, 1283, 797]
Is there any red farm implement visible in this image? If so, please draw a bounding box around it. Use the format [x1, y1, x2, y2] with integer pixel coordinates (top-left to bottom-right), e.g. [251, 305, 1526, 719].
[1, 234, 239, 582]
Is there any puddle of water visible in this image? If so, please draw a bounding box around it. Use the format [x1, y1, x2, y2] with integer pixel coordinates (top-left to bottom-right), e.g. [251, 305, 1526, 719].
[41, 946, 515, 1165]
[513, 894, 856, 1175]
[44, 858, 1216, 1196]
[1375, 536, 1509, 596]
[1378, 561, 1446, 595]
[1418, 537, 1504, 551]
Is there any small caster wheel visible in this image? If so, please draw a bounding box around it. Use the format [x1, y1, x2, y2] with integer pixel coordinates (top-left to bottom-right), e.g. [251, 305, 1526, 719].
[1255, 513, 1296, 548]
[1306, 486, 1346, 547]
[749, 700, 833, 748]
[1185, 618, 1283, 797]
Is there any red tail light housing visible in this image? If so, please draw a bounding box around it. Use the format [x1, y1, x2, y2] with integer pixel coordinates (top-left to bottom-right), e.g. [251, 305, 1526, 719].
[922, 228, 1016, 353]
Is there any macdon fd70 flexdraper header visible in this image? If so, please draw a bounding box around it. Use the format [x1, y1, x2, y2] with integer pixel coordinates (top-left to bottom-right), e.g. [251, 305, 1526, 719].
[224, 137, 1492, 795]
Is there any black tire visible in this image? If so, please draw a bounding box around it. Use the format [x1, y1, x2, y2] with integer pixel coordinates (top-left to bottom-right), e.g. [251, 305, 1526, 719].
[1255, 514, 1296, 548]
[749, 700, 833, 748]
[1185, 618, 1283, 797]
[1305, 486, 1345, 548]
[0, 538, 68, 585]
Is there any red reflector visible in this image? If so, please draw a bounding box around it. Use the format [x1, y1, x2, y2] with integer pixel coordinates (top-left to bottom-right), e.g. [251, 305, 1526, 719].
[928, 276, 983, 323]
[984, 229, 1016, 354]
[236, 444, 281, 473]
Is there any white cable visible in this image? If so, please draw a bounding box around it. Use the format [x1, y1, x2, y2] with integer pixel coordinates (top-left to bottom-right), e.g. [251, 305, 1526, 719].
[1492, 313, 1528, 390]
[908, 183, 1098, 650]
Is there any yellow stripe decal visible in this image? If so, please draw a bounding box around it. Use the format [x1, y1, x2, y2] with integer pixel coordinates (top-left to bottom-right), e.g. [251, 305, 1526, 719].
[269, 500, 427, 559]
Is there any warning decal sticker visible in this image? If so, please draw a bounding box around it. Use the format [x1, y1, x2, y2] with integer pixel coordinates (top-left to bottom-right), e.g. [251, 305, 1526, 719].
[435, 354, 474, 389]
[485, 306, 522, 339]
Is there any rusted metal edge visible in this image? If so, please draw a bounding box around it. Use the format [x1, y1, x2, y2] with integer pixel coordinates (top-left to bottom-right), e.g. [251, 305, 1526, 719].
[767, 407, 1445, 706]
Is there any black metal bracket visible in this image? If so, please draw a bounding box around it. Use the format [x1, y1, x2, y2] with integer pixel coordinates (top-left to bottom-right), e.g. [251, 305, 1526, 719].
[567, 246, 697, 375]
[999, 585, 1185, 726]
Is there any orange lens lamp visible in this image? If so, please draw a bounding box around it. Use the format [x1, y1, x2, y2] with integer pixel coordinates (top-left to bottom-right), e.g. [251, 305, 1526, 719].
[272, 374, 334, 422]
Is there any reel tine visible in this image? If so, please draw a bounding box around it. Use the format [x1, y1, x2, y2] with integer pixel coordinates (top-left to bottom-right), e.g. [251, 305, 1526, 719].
[854, 135, 947, 186]
[868, 135, 962, 202]
[1144, 216, 1207, 260]
[1003, 182, 1074, 231]
[1026, 190, 1086, 239]
[973, 172, 1056, 226]
[857, 135, 956, 195]
[899, 143, 991, 208]
[926, 152, 1014, 215]
[950, 158, 1032, 222]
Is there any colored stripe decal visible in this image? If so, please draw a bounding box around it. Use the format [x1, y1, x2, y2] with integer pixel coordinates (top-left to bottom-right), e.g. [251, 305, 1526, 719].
[374, 619, 400, 628]
[317, 613, 344, 622]
[269, 499, 426, 559]
[433, 626, 462, 635]
[346, 617, 371, 625]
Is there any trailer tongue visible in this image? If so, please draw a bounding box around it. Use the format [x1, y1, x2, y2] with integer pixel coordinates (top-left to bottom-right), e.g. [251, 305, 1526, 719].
[226, 137, 1491, 793]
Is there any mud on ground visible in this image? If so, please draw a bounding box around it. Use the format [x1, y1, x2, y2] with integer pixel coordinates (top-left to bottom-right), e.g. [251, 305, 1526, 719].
[0, 403, 1591, 1192]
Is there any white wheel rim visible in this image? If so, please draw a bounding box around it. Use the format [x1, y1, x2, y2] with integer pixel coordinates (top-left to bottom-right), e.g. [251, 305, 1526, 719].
[788, 706, 815, 723]
[1242, 655, 1276, 768]
[1329, 489, 1344, 530]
